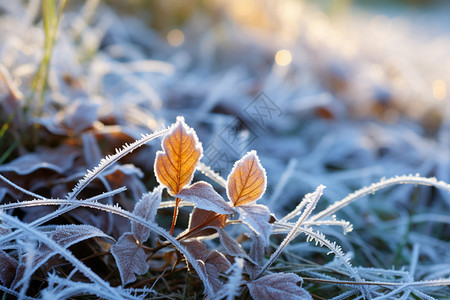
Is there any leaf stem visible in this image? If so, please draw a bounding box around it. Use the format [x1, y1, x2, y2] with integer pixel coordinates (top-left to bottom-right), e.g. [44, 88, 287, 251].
[170, 197, 181, 235]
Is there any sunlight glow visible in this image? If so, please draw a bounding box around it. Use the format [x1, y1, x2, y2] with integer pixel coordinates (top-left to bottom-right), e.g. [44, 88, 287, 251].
[275, 49, 292, 66]
[167, 29, 184, 47]
[432, 79, 447, 100]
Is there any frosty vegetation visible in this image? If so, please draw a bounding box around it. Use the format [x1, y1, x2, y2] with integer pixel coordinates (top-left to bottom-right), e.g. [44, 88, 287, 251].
[1, 0, 450, 299]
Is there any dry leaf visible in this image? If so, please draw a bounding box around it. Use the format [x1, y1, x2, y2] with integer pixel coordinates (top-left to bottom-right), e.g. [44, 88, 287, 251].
[217, 228, 251, 261]
[131, 186, 163, 243]
[236, 204, 272, 245]
[12, 225, 112, 289]
[183, 208, 228, 239]
[0, 250, 18, 287]
[154, 116, 203, 195]
[247, 273, 312, 300]
[175, 181, 234, 215]
[227, 150, 266, 207]
[110, 233, 148, 285]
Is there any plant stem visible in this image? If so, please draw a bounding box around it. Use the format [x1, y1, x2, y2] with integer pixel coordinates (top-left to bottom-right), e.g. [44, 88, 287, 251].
[170, 197, 181, 235]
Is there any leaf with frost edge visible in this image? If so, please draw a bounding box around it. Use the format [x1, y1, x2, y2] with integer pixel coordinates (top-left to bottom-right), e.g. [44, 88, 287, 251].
[175, 181, 234, 215]
[110, 233, 148, 285]
[131, 186, 163, 243]
[226, 150, 267, 207]
[236, 204, 272, 246]
[154, 116, 203, 195]
[247, 273, 312, 300]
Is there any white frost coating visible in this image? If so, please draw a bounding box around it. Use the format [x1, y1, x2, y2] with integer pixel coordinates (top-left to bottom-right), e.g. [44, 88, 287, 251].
[131, 185, 163, 243]
[66, 128, 169, 201]
[0, 187, 127, 245]
[215, 258, 244, 300]
[0, 198, 216, 297]
[311, 174, 450, 222]
[197, 161, 227, 188]
[0, 213, 130, 300]
[257, 185, 325, 278]
[236, 204, 272, 245]
[175, 181, 234, 214]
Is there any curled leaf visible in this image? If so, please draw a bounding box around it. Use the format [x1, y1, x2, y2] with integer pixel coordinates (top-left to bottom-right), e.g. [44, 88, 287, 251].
[154, 116, 203, 195]
[175, 181, 234, 214]
[227, 151, 266, 207]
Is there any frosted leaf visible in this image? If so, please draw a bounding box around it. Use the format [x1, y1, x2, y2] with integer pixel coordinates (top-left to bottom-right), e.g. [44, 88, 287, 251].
[63, 101, 100, 134]
[249, 234, 265, 265]
[217, 228, 251, 260]
[227, 151, 267, 207]
[206, 263, 223, 292]
[183, 240, 207, 261]
[247, 273, 312, 300]
[183, 208, 228, 239]
[175, 181, 234, 214]
[154, 116, 203, 195]
[131, 186, 163, 243]
[82, 133, 103, 168]
[236, 204, 272, 245]
[110, 233, 148, 285]
[0, 145, 79, 175]
[0, 250, 17, 286]
[12, 224, 112, 288]
[206, 250, 231, 273]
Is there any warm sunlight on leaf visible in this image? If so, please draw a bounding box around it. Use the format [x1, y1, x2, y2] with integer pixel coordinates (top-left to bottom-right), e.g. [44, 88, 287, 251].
[227, 150, 267, 207]
[154, 116, 203, 195]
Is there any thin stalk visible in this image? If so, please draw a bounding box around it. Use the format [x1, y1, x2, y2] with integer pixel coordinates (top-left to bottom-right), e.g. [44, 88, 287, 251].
[170, 197, 181, 235]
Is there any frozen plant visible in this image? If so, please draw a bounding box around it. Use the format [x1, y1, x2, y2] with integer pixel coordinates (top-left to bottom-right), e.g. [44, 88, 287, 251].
[1, 116, 450, 299]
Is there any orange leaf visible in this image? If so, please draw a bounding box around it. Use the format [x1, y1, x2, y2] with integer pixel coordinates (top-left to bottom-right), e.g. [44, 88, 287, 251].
[227, 150, 267, 207]
[154, 117, 203, 195]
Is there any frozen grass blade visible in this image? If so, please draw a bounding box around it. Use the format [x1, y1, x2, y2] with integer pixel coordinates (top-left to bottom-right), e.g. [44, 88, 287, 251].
[311, 175, 450, 222]
[66, 129, 169, 201]
[257, 185, 325, 278]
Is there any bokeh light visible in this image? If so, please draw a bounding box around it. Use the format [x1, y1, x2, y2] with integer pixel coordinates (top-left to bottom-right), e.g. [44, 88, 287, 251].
[275, 49, 292, 66]
[167, 29, 184, 47]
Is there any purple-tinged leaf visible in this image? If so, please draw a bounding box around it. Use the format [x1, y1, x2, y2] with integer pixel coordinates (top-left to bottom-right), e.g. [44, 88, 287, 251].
[82, 133, 103, 168]
[175, 181, 234, 214]
[0, 251, 17, 286]
[245, 235, 265, 280]
[206, 250, 231, 273]
[0, 145, 79, 175]
[247, 273, 312, 300]
[12, 225, 112, 288]
[49, 224, 113, 246]
[206, 263, 222, 292]
[250, 234, 265, 265]
[183, 240, 207, 261]
[180, 208, 228, 239]
[63, 101, 100, 134]
[110, 233, 148, 285]
[217, 228, 251, 261]
[131, 186, 163, 243]
[236, 204, 272, 245]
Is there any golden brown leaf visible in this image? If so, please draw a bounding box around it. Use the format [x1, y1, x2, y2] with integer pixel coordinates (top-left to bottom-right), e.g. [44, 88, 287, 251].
[227, 151, 267, 207]
[154, 117, 203, 195]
